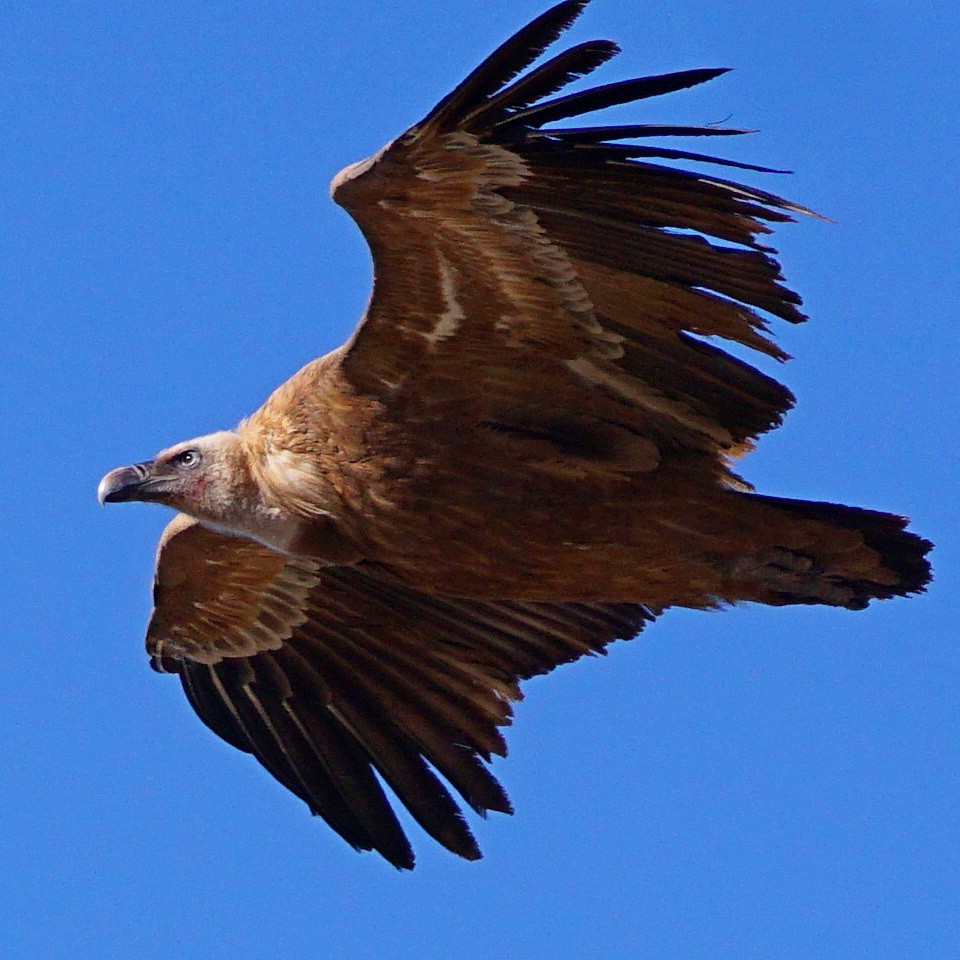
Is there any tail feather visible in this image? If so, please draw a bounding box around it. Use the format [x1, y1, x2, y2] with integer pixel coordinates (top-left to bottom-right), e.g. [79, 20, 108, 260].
[731, 493, 932, 610]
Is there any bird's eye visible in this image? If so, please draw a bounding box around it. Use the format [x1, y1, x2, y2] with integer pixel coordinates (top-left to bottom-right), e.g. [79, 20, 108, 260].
[175, 450, 200, 468]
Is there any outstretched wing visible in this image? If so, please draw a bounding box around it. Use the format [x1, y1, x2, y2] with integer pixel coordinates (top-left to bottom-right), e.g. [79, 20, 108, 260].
[331, 0, 812, 462]
[147, 516, 655, 869]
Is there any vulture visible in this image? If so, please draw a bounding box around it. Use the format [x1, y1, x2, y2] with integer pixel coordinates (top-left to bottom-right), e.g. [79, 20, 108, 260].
[98, 0, 931, 869]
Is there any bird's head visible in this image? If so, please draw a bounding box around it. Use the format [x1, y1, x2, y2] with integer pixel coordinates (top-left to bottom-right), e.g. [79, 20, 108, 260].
[98, 431, 252, 520]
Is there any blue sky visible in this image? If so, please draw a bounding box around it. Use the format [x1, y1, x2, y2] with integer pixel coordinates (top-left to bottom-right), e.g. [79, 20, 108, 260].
[2, 1, 958, 957]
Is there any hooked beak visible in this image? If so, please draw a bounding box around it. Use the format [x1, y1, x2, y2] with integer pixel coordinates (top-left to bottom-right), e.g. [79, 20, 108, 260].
[97, 461, 161, 504]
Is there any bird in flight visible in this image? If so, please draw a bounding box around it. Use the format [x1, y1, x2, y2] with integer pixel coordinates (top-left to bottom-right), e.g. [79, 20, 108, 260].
[99, 0, 931, 869]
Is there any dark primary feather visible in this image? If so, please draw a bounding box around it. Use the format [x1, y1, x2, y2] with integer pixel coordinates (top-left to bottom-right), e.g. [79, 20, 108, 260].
[422, 0, 591, 132]
[284, 632, 486, 861]
[183, 656, 418, 868]
[530, 124, 755, 141]
[495, 68, 732, 131]
[462, 40, 620, 130]
[580, 143, 788, 174]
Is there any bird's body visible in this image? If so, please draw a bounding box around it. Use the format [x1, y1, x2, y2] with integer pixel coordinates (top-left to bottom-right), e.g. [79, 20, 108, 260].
[99, 0, 931, 869]
[218, 337, 923, 611]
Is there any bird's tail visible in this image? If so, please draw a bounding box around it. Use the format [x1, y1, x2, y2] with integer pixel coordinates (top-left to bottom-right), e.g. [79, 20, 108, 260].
[725, 492, 932, 610]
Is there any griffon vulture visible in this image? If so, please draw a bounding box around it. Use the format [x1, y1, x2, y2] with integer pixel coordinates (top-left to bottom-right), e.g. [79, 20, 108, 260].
[98, 0, 931, 869]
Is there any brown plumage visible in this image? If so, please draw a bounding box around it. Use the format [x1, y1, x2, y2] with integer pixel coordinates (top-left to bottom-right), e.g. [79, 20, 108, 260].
[98, 0, 931, 869]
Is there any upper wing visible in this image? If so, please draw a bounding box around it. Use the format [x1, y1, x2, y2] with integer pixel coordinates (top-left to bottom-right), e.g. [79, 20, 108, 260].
[147, 515, 656, 869]
[331, 0, 812, 461]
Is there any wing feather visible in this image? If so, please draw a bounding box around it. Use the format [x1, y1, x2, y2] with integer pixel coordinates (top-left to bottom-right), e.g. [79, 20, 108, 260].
[494, 67, 732, 131]
[327, 3, 813, 468]
[529, 123, 756, 141]
[260, 647, 418, 866]
[462, 40, 620, 130]
[148, 517, 654, 867]
[282, 632, 485, 861]
[421, 0, 591, 132]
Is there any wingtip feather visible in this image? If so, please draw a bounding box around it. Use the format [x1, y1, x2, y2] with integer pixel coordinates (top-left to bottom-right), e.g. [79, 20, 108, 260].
[421, 0, 595, 131]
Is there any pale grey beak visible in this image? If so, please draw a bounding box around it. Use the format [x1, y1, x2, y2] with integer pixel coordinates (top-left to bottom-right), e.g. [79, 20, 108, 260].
[97, 462, 156, 504]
